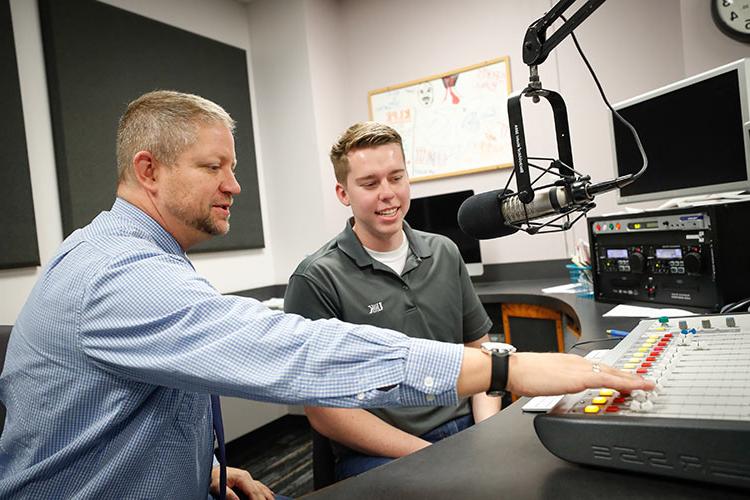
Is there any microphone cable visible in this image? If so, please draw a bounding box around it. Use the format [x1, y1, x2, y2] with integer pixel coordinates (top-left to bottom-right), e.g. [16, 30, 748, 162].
[560, 13, 648, 186]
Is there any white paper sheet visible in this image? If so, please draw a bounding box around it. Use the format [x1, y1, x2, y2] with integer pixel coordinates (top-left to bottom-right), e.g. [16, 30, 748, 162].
[602, 304, 696, 318]
[542, 283, 585, 294]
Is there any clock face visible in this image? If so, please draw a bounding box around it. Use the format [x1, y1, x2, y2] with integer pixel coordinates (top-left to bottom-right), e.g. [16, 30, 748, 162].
[712, 0, 750, 43]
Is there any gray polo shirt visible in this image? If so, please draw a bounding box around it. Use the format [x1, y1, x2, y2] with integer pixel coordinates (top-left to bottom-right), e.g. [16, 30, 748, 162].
[285, 220, 491, 448]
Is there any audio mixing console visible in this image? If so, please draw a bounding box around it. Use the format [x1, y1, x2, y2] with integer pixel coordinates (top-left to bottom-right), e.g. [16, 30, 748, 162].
[535, 313, 750, 488]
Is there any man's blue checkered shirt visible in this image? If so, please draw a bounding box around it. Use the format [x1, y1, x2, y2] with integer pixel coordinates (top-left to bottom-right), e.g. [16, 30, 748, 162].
[0, 198, 463, 499]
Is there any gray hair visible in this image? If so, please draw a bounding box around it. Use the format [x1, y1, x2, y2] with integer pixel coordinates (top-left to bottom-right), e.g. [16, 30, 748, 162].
[116, 90, 235, 182]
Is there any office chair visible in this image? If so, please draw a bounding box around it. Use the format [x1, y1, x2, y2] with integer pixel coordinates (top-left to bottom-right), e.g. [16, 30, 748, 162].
[500, 304, 579, 401]
[0, 325, 12, 437]
[501, 303, 579, 353]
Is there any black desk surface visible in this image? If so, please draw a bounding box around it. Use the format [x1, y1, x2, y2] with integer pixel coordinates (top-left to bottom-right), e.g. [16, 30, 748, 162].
[306, 280, 746, 499]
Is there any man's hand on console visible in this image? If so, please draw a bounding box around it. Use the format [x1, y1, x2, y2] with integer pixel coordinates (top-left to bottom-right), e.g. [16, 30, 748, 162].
[506, 352, 655, 397]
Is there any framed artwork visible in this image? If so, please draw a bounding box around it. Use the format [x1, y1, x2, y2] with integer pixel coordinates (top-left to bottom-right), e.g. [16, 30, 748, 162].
[369, 57, 513, 182]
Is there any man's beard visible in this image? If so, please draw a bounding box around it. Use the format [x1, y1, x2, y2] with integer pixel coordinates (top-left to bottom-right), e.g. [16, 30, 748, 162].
[167, 199, 230, 237]
[190, 212, 229, 236]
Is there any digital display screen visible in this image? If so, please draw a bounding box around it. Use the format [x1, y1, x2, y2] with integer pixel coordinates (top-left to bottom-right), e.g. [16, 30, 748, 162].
[607, 249, 628, 259]
[656, 248, 682, 259]
[627, 221, 658, 230]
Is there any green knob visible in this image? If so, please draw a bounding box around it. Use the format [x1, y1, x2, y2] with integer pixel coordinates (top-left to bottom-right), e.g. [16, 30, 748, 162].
[658, 316, 669, 324]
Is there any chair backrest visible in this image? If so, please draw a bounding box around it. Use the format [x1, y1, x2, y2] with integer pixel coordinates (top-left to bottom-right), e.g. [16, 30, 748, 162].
[0, 325, 12, 437]
[312, 428, 337, 490]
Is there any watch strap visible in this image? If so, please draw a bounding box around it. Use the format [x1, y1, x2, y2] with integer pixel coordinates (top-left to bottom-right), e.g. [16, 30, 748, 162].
[486, 350, 510, 397]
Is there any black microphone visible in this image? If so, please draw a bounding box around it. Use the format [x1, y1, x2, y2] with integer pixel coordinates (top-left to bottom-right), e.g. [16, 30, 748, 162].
[458, 182, 580, 240]
[457, 189, 520, 240]
[458, 185, 582, 239]
[458, 176, 630, 239]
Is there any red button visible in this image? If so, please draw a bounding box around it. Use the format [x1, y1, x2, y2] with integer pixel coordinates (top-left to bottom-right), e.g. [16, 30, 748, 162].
[658, 341, 669, 347]
[614, 397, 626, 404]
[652, 347, 663, 352]
[646, 356, 657, 362]
[606, 406, 620, 412]
[636, 368, 648, 374]
[650, 351, 661, 357]
[641, 362, 652, 367]
[663, 333, 673, 338]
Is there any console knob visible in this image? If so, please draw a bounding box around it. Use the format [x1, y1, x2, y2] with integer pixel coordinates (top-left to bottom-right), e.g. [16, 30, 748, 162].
[629, 252, 645, 273]
[684, 252, 702, 274]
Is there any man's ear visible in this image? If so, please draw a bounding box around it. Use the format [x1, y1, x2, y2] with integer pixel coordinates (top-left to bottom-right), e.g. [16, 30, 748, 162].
[335, 182, 350, 207]
[132, 151, 160, 194]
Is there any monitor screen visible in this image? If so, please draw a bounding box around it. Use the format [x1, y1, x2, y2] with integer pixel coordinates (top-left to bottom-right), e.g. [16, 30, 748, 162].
[405, 190, 483, 276]
[611, 59, 750, 204]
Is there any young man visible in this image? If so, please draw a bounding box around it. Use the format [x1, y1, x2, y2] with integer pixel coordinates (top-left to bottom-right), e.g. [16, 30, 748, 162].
[0, 94, 650, 499]
[283, 122, 616, 480]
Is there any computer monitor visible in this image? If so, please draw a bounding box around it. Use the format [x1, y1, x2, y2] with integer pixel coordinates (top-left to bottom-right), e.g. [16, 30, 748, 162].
[610, 58, 750, 204]
[405, 190, 483, 276]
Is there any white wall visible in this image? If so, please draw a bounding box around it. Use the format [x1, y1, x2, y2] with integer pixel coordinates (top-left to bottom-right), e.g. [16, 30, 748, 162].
[289, 0, 749, 268]
[680, 0, 750, 76]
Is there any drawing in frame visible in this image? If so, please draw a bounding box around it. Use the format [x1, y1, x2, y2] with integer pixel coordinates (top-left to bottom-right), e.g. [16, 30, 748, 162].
[368, 57, 513, 183]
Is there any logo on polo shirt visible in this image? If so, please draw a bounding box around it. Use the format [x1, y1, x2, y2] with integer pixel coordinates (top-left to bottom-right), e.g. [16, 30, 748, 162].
[368, 301, 384, 314]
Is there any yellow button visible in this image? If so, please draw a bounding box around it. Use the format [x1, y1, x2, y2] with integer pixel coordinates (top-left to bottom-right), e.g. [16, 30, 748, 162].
[584, 405, 601, 414]
[592, 396, 607, 405]
[644, 340, 656, 345]
[649, 334, 660, 340]
[638, 347, 649, 352]
[629, 357, 640, 363]
[655, 327, 666, 331]
[620, 368, 633, 373]
[632, 352, 645, 358]
[623, 363, 637, 369]
[599, 389, 615, 396]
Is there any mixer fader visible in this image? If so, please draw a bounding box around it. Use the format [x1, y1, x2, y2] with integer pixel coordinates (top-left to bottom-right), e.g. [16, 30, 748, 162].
[534, 313, 750, 488]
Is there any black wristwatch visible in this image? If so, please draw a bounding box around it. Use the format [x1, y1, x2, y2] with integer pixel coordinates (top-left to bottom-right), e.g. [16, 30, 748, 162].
[481, 342, 516, 397]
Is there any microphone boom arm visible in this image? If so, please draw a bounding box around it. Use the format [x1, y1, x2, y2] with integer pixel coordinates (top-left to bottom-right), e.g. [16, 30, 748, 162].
[522, 0, 607, 68]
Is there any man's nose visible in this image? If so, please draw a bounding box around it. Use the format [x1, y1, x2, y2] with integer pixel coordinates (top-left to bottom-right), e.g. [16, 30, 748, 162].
[378, 180, 395, 199]
[222, 169, 241, 195]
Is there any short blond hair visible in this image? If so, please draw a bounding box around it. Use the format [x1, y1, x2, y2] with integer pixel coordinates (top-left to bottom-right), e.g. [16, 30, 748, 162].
[116, 90, 235, 182]
[329, 121, 404, 184]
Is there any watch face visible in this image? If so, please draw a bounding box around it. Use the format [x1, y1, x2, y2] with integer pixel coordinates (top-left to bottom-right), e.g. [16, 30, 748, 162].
[481, 341, 517, 354]
[712, 0, 750, 43]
